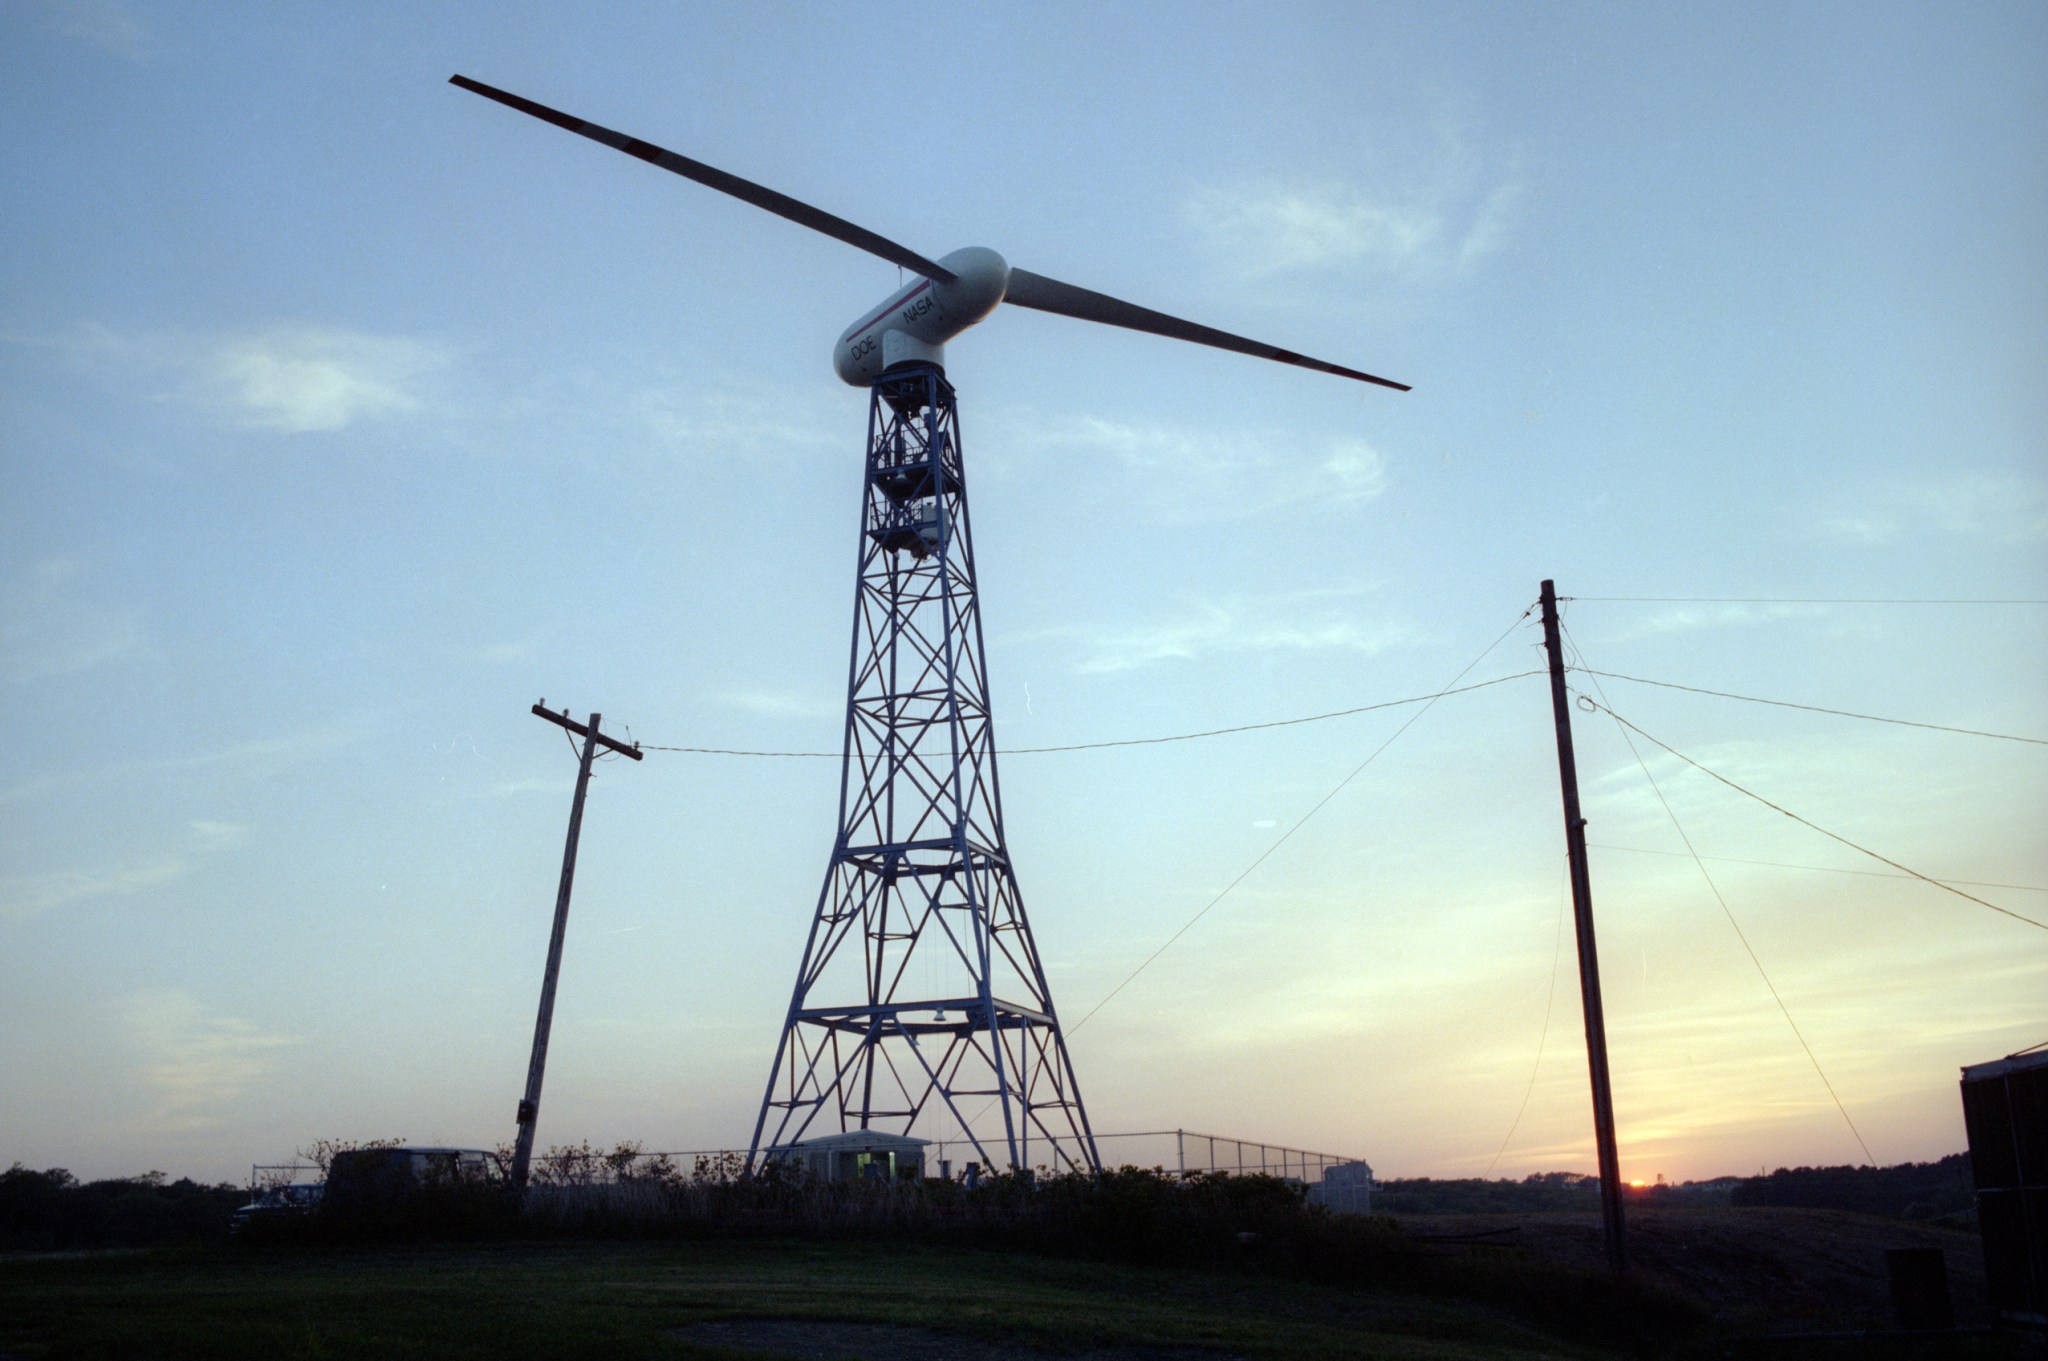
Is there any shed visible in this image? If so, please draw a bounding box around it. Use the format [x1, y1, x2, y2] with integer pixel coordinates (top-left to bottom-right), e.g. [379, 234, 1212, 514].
[770, 1130, 930, 1182]
[1306, 1160, 1375, 1215]
[1960, 1047, 2048, 1329]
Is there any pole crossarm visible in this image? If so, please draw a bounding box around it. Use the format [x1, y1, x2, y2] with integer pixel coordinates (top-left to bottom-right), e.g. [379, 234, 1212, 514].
[532, 700, 645, 759]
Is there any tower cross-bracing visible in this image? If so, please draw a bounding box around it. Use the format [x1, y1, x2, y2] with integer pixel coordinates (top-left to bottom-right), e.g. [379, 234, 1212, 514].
[747, 363, 1099, 1174]
[447, 75, 1405, 1178]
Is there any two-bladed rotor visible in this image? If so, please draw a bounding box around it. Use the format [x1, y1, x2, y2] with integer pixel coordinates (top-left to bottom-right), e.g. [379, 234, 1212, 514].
[450, 75, 1409, 393]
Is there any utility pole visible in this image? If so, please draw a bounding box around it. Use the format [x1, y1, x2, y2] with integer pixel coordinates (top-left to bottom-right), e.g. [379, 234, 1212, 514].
[511, 701, 643, 1195]
[1538, 580, 1627, 1271]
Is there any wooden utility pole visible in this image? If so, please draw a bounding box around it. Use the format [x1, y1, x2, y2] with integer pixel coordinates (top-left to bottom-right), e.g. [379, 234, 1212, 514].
[511, 702, 643, 1195]
[1538, 580, 1628, 1271]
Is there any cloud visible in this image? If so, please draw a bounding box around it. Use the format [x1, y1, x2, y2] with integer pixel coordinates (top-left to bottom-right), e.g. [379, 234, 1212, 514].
[1073, 588, 1411, 675]
[17, 323, 447, 434]
[158, 726, 361, 776]
[120, 990, 296, 1134]
[1184, 114, 1520, 283]
[1012, 415, 1389, 524]
[0, 818, 248, 920]
[199, 329, 446, 433]
[1188, 184, 1443, 276]
[1605, 602, 1824, 642]
[1572, 722, 1975, 873]
[1584, 731, 1821, 807]
[719, 689, 840, 720]
[1814, 513, 1894, 546]
[31, 0, 149, 61]
[1813, 472, 2047, 546]
[0, 557, 145, 684]
[1320, 441, 1388, 499]
[490, 777, 572, 797]
[0, 722, 359, 806]
[188, 819, 248, 848]
[1, 855, 194, 921]
[634, 384, 840, 461]
[1454, 183, 1521, 268]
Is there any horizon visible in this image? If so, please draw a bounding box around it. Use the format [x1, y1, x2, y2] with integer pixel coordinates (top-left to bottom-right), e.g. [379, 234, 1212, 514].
[10, 1139, 1981, 1192]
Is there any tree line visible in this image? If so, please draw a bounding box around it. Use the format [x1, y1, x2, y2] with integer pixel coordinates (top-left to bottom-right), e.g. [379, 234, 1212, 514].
[0, 1165, 246, 1251]
[1374, 1153, 1974, 1219]
[3, 1149, 1979, 1250]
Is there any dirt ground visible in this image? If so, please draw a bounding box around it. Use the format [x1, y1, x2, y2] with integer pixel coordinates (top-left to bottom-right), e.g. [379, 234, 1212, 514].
[1393, 1206, 1992, 1335]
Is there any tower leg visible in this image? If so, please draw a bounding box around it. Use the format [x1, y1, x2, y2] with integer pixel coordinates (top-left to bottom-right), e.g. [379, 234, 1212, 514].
[748, 364, 1098, 1175]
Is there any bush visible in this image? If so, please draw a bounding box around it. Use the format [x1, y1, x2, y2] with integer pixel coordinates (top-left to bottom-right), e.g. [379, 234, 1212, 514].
[230, 1146, 1705, 1353]
[0, 1164, 245, 1250]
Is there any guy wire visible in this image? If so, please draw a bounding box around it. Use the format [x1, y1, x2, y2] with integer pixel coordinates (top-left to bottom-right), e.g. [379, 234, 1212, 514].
[1067, 602, 1541, 1035]
[1569, 668, 2045, 746]
[1563, 624, 1875, 1165]
[1574, 695, 2047, 933]
[1485, 855, 1571, 1178]
[636, 672, 1543, 758]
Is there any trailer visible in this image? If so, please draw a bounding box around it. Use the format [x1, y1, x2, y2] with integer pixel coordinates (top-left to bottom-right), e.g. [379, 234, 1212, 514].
[1960, 1047, 2048, 1330]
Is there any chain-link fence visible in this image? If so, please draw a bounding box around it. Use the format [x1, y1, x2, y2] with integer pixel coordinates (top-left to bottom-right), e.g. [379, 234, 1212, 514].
[252, 1129, 1374, 1211]
[1096, 1129, 1357, 1181]
[249, 1163, 321, 1189]
[913, 1128, 1372, 1210]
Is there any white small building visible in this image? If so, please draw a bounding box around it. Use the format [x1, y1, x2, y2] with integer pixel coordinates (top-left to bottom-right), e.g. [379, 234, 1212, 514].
[1306, 1160, 1375, 1215]
[770, 1130, 931, 1182]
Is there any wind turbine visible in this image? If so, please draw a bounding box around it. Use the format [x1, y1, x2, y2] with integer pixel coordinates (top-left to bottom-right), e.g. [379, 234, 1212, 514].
[451, 75, 1407, 1176]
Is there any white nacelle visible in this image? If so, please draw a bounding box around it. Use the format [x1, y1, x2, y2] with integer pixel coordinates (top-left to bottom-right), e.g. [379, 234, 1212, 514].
[832, 246, 1009, 386]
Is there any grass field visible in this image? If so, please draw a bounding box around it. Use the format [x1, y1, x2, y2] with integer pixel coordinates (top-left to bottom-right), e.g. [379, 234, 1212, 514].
[0, 1235, 1680, 1361]
[1, 1211, 2030, 1360]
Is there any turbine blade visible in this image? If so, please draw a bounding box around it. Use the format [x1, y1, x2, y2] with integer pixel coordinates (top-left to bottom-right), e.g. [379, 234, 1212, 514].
[449, 76, 957, 283]
[1003, 269, 1409, 391]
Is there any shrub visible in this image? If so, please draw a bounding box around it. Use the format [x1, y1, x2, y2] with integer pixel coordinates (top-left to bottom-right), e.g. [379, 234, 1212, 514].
[0, 1163, 244, 1250]
[231, 1146, 1705, 1352]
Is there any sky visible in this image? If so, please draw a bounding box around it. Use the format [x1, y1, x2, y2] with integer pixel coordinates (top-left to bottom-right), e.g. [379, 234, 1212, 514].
[1, 0, 2043, 1189]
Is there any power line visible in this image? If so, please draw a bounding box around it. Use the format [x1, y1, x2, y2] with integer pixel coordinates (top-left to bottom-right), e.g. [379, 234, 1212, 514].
[1485, 858, 1571, 1178]
[1570, 668, 2046, 746]
[636, 743, 837, 758]
[1067, 604, 1540, 1035]
[1005, 672, 1543, 752]
[1589, 843, 2047, 895]
[1572, 695, 2048, 933]
[629, 658, 2040, 762]
[1565, 633, 1875, 1166]
[634, 671, 1545, 759]
[1565, 597, 2048, 605]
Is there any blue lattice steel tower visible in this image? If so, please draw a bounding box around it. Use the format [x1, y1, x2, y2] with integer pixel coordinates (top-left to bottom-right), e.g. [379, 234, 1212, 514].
[746, 364, 1099, 1174]
[447, 74, 1408, 1179]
